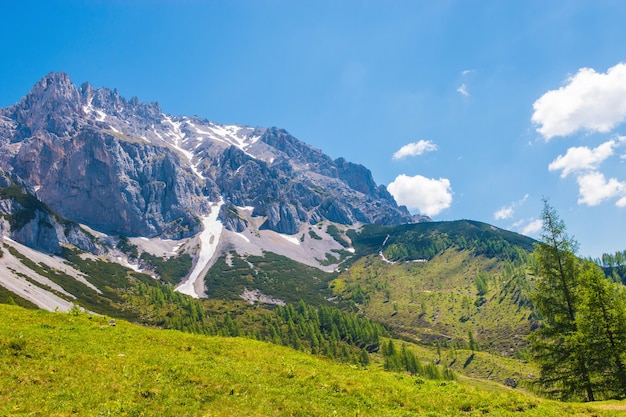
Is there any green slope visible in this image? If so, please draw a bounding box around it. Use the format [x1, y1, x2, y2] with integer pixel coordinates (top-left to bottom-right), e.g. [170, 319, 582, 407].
[1, 304, 622, 417]
[334, 221, 537, 355]
[349, 220, 535, 263]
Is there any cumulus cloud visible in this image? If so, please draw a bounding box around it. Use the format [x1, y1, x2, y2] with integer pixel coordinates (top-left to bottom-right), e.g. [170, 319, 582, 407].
[392, 140, 438, 160]
[388, 174, 452, 216]
[457, 83, 469, 97]
[548, 140, 618, 178]
[576, 171, 626, 206]
[532, 63, 626, 140]
[521, 219, 543, 236]
[547, 136, 626, 207]
[494, 194, 529, 220]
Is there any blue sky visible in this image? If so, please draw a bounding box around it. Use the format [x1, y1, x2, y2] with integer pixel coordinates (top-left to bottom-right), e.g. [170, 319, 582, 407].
[2, 0, 626, 258]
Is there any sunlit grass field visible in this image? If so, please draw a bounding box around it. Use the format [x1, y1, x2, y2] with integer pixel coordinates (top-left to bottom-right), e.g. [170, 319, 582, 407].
[1, 304, 624, 416]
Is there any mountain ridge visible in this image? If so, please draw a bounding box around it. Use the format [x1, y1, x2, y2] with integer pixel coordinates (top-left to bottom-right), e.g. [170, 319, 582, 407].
[0, 72, 417, 240]
[0, 72, 427, 299]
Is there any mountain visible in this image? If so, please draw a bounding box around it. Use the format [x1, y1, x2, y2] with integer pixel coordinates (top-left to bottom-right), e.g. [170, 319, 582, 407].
[0, 74, 559, 398]
[0, 72, 426, 298]
[0, 72, 540, 357]
[0, 72, 413, 239]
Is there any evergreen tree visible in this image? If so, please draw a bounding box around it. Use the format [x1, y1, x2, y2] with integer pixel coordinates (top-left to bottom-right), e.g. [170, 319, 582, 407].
[468, 329, 479, 352]
[577, 261, 626, 398]
[529, 200, 594, 401]
[359, 348, 370, 368]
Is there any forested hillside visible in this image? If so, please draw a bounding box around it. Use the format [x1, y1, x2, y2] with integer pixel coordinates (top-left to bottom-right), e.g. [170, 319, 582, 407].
[332, 221, 537, 355]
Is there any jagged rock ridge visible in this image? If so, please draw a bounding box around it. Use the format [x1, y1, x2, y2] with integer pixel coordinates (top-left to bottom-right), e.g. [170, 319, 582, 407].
[0, 72, 422, 242]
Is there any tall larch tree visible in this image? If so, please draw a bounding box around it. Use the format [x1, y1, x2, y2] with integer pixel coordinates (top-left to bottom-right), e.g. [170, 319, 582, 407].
[576, 260, 626, 398]
[529, 200, 594, 401]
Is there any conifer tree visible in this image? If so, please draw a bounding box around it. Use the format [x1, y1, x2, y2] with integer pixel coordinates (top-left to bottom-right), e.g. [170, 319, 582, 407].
[577, 261, 626, 398]
[359, 348, 370, 368]
[529, 200, 594, 401]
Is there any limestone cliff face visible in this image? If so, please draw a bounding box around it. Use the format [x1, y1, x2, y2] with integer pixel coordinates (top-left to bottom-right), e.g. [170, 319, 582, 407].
[2, 73, 209, 238]
[0, 170, 103, 254]
[0, 72, 424, 242]
[12, 129, 208, 238]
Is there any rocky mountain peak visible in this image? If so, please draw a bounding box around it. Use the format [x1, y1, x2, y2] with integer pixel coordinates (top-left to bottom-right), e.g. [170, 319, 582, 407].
[79, 82, 163, 125]
[0, 73, 423, 243]
[334, 157, 379, 197]
[12, 72, 83, 138]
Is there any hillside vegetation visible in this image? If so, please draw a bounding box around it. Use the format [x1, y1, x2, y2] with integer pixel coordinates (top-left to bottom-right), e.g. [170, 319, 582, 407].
[2, 304, 624, 417]
[334, 221, 536, 355]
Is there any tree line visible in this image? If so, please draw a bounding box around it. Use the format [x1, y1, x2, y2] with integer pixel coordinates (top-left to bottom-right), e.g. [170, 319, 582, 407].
[132, 283, 385, 365]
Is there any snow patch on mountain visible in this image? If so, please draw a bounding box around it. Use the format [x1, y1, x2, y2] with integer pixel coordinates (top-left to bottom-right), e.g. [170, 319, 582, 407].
[279, 234, 301, 245]
[129, 236, 187, 257]
[236, 232, 251, 243]
[175, 200, 224, 298]
[188, 121, 260, 159]
[162, 115, 205, 179]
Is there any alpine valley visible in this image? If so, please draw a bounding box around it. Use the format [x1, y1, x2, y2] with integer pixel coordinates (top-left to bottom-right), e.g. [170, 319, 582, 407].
[3, 73, 620, 416]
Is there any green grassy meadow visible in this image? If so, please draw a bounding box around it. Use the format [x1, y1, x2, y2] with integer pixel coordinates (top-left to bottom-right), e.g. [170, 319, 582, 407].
[1, 305, 625, 416]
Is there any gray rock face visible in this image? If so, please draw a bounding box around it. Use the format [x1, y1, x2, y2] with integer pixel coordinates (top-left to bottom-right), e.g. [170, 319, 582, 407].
[219, 204, 248, 233]
[13, 72, 84, 139]
[2, 74, 210, 239]
[11, 128, 208, 238]
[260, 203, 301, 235]
[0, 171, 103, 254]
[0, 72, 425, 243]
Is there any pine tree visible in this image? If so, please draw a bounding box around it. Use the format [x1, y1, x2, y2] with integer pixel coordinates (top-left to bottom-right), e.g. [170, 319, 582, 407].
[468, 329, 479, 352]
[529, 200, 594, 401]
[576, 261, 626, 398]
[359, 348, 370, 368]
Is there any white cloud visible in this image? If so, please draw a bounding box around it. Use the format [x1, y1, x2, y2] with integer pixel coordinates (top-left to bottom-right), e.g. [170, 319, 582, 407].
[388, 174, 452, 216]
[532, 63, 626, 140]
[548, 140, 618, 178]
[494, 194, 529, 220]
[457, 83, 469, 97]
[576, 171, 626, 206]
[392, 140, 438, 160]
[521, 219, 543, 236]
[494, 207, 514, 220]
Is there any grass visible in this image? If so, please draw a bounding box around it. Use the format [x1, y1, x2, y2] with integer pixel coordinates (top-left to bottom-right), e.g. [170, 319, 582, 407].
[331, 248, 535, 355]
[1, 304, 624, 416]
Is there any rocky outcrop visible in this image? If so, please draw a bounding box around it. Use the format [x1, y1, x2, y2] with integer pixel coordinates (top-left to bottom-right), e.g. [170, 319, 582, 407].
[260, 202, 301, 235]
[0, 171, 103, 254]
[219, 204, 248, 233]
[12, 128, 208, 238]
[12, 72, 84, 139]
